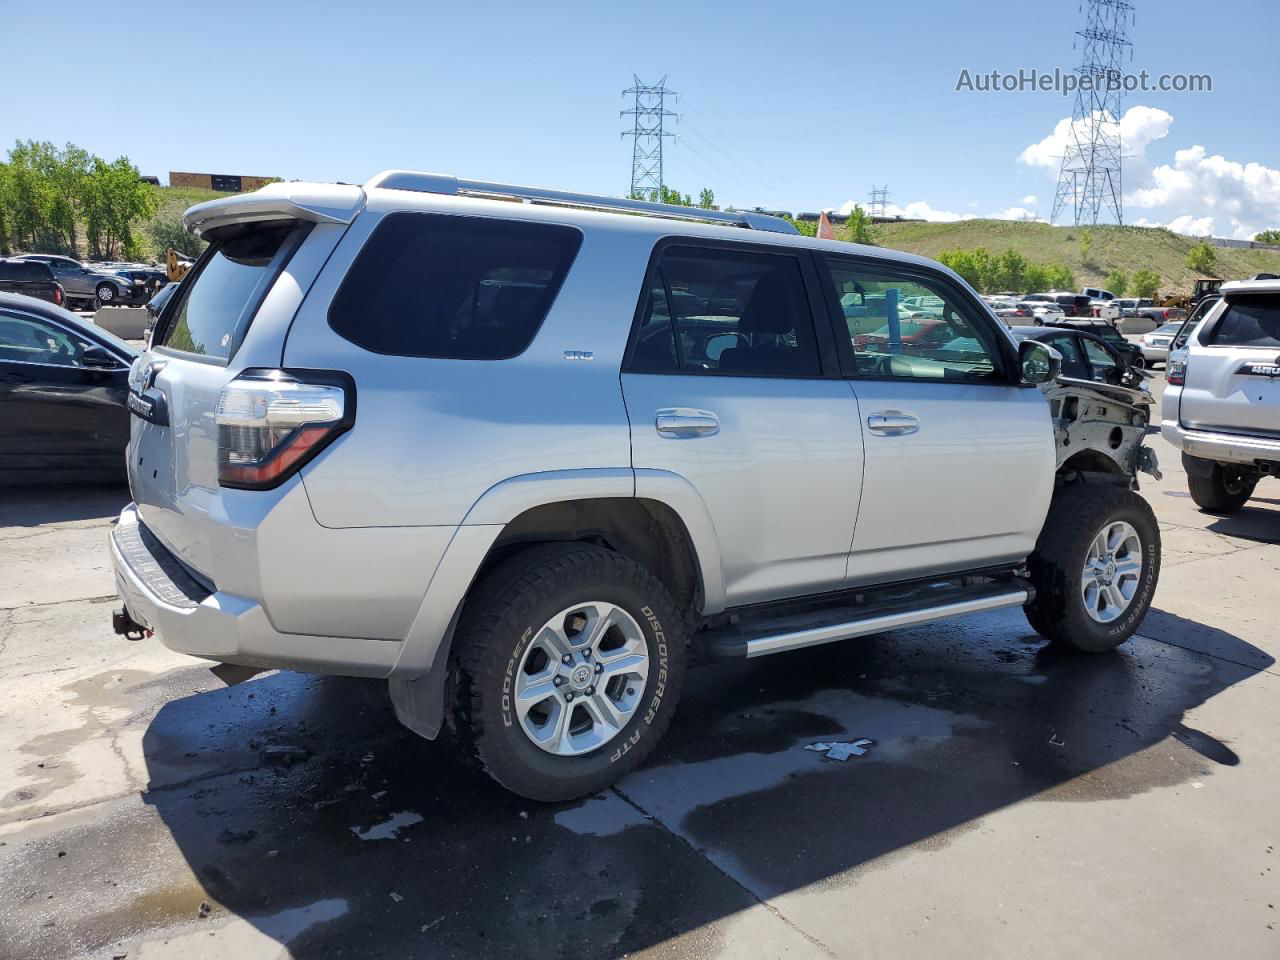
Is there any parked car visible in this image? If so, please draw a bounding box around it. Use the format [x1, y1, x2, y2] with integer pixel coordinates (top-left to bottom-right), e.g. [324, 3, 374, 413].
[1010, 325, 1141, 388]
[1163, 277, 1280, 513]
[0, 258, 65, 307]
[1138, 321, 1183, 365]
[1115, 297, 1155, 316]
[110, 172, 1162, 801]
[14, 254, 136, 309]
[1025, 292, 1093, 317]
[112, 266, 168, 302]
[1044, 319, 1144, 368]
[0, 292, 137, 484]
[1016, 300, 1065, 323]
[1082, 286, 1117, 302]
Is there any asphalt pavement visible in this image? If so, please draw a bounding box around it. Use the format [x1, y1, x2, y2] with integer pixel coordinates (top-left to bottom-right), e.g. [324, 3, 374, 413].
[1, 377, 1277, 960]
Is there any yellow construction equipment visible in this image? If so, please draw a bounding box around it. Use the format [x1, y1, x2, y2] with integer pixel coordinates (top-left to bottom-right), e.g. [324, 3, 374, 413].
[165, 248, 193, 283]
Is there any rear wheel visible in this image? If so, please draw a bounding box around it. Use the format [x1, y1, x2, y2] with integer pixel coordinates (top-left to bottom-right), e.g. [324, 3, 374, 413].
[451, 543, 685, 801]
[1026, 483, 1160, 652]
[1186, 460, 1255, 514]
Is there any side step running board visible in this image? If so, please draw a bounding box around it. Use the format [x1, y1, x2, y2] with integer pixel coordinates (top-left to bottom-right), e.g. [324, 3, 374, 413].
[704, 581, 1031, 659]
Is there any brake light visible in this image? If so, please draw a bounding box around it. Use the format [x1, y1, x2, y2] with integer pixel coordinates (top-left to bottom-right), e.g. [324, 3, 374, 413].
[1167, 360, 1186, 385]
[1162, 309, 1170, 320]
[215, 370, 354, 489]
[53, 286, 63, 306]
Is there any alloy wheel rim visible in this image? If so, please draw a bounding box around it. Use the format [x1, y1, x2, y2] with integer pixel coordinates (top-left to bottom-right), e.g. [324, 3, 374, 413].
[513, 602, 649, 756]
[1080, 520, 1143, 623]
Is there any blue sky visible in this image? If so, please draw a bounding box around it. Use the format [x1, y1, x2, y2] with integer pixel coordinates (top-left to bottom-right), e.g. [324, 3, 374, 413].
[4, 0, 1277, 237]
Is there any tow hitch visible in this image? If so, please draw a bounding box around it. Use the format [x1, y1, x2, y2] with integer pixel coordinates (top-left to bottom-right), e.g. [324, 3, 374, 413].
[112, 606, 148, 640]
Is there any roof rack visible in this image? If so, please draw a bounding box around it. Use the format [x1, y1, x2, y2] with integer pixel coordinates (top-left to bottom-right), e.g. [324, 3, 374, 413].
[365, 170, 799, 236]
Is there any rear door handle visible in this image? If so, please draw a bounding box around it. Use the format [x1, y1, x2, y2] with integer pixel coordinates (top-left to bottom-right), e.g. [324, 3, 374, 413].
[867, 411, 919, 436]
[655, 408, 720, 438]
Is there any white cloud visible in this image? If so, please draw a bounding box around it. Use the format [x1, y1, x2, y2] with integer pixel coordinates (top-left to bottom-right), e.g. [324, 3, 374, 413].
[1020, 106, 1280, 240]
[835, 198, 973, 221]
[993, 206, 1046, 222]
[1127, 145, 1280, 240]
[1020, 105, 1173, 169]
[1021, 194, 1038, 206]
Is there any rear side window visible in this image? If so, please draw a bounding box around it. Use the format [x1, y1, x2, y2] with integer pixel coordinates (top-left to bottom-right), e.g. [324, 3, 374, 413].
[1208, 296, 1280, 348]
[0, 261, 50, 281]
[328, 212, 582, 360]
[630, 245, 821, 377]
[158, 222, 301, 361]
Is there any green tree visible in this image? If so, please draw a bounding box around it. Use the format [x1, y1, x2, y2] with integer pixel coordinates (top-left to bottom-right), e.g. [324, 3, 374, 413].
[147, 212, 206, 259]
[1253, 229, 1280, 245]
[987, 248, 1028, 293]
[697, 188, 716, 210]
[1104, 269, 1128, 297]
[1185, 240, 1217, 274]
[845, 204, 875, 245]
[1022, 262, 1052, 293]
[1045, 264, 1076, 290]
[938, 248, 993, 291]
[784, 216, 817, 237]
[83, 157, 158, 260]
[1131, 269, 1161, 299]
[1078, 232, 1094, 264]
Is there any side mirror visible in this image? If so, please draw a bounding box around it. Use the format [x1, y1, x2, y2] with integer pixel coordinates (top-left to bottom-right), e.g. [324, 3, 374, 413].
[81, 344, 119, 369]
[1019, 340, 1061, 385]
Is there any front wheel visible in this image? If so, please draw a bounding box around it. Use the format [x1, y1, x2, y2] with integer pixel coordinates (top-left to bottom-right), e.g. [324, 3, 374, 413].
[451, 543, 686, 801]
[1025, 483, 1160, 652]
[95, 283, 116, 307]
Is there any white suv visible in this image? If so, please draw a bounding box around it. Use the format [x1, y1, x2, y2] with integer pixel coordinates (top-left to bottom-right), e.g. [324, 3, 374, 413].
[1163, 276, 1280, 512]
[111, 172, 1163, 800]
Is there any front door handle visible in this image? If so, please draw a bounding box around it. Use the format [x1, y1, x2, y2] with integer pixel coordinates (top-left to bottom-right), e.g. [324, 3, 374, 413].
[867, 411, 919, 436]
[655, 408, 720, 439]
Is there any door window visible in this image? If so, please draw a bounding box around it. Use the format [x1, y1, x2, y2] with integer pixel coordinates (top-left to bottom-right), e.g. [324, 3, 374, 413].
[633, 246, 821, 377]
[1081, 337, 1119, 380]
[1045, 333, 1089, 379]
[826, 259, 1001, 381]
[0, 314, 90, 366]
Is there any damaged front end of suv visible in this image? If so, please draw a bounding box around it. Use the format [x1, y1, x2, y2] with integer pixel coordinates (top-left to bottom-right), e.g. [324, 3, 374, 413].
[1044, 371, 1162, 488]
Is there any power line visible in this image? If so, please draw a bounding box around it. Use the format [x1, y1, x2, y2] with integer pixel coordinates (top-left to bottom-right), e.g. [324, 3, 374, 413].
[1051, 0, 1134, 226]
[621, 75, 677, 198]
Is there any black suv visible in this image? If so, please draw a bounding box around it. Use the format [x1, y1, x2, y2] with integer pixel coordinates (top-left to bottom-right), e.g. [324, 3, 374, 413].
[0, 259, 65, 307]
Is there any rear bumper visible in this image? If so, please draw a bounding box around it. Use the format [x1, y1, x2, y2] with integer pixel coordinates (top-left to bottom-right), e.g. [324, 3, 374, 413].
[110, 503, 401, 677]
[1140, 343, 1169, 361]
[1161, 421, 1280, 466]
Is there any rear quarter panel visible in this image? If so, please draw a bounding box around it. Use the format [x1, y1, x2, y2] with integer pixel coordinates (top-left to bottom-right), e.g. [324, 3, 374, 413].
[281, 199, 649, 529]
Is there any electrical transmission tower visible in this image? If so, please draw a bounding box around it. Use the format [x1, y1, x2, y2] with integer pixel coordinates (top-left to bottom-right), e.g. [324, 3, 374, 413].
[1051, 0, 1134, 226]
[868, 185, 891, 218]
[621, 76, 677, 199]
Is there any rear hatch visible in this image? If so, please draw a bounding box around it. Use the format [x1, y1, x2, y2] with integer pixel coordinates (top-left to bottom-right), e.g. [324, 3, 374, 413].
[1180, 292, 1280, 439]
[127, 184, 362, 577]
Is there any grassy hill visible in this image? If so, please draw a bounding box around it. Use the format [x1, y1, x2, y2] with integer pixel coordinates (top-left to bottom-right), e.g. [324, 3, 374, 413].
[868, 219, 1280, 296]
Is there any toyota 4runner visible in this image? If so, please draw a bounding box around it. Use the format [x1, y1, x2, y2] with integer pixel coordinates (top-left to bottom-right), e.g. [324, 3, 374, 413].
[1163, 276, 1280, 512]
[111, 173, 1163, 801]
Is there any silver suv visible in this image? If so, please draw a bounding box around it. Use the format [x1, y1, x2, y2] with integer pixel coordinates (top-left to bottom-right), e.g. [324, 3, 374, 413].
[1163, 276, 1280, 512]
[111, 172, 1163, 800]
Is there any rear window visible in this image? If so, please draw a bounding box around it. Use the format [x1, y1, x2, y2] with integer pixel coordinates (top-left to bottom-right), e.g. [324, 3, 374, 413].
[1208, 296, 1280, 348]
[157, 222, 300, 361]
[327, 212, 582, 360]
[0, 261, 51, 281]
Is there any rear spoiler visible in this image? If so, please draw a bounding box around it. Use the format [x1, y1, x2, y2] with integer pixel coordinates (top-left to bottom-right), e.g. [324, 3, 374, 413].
[182, 182, 366, 239]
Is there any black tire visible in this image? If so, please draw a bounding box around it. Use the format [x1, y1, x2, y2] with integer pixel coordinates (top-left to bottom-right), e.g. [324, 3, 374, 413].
[451, 543, 686, 802]
[1025, 483, 1160, 652]
[1186, 460, 1255, 514]
[95, 283, 116, 307]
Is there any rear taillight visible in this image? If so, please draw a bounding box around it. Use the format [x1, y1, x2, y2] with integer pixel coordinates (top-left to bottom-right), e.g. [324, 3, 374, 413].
[1167, 360, 1186, 385]
[53, 286, 63, 306]
[215, 369, 354, 489]
[1162, 309, 1170, 320]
